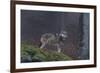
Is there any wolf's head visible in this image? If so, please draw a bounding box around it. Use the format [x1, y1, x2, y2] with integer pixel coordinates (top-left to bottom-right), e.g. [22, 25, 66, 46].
[59, 31, 68, 41]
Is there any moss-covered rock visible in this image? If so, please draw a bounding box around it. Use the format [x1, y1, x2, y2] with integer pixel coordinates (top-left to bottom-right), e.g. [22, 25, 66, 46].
[21, 43, 72, 63]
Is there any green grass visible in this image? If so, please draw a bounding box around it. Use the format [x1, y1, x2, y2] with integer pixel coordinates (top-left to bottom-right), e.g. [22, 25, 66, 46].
[21, 43, 72, 63]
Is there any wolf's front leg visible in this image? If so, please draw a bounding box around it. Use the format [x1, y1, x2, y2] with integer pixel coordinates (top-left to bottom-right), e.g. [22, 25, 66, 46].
[40, 43, 46, 49]
[56, 44, 61, 53]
